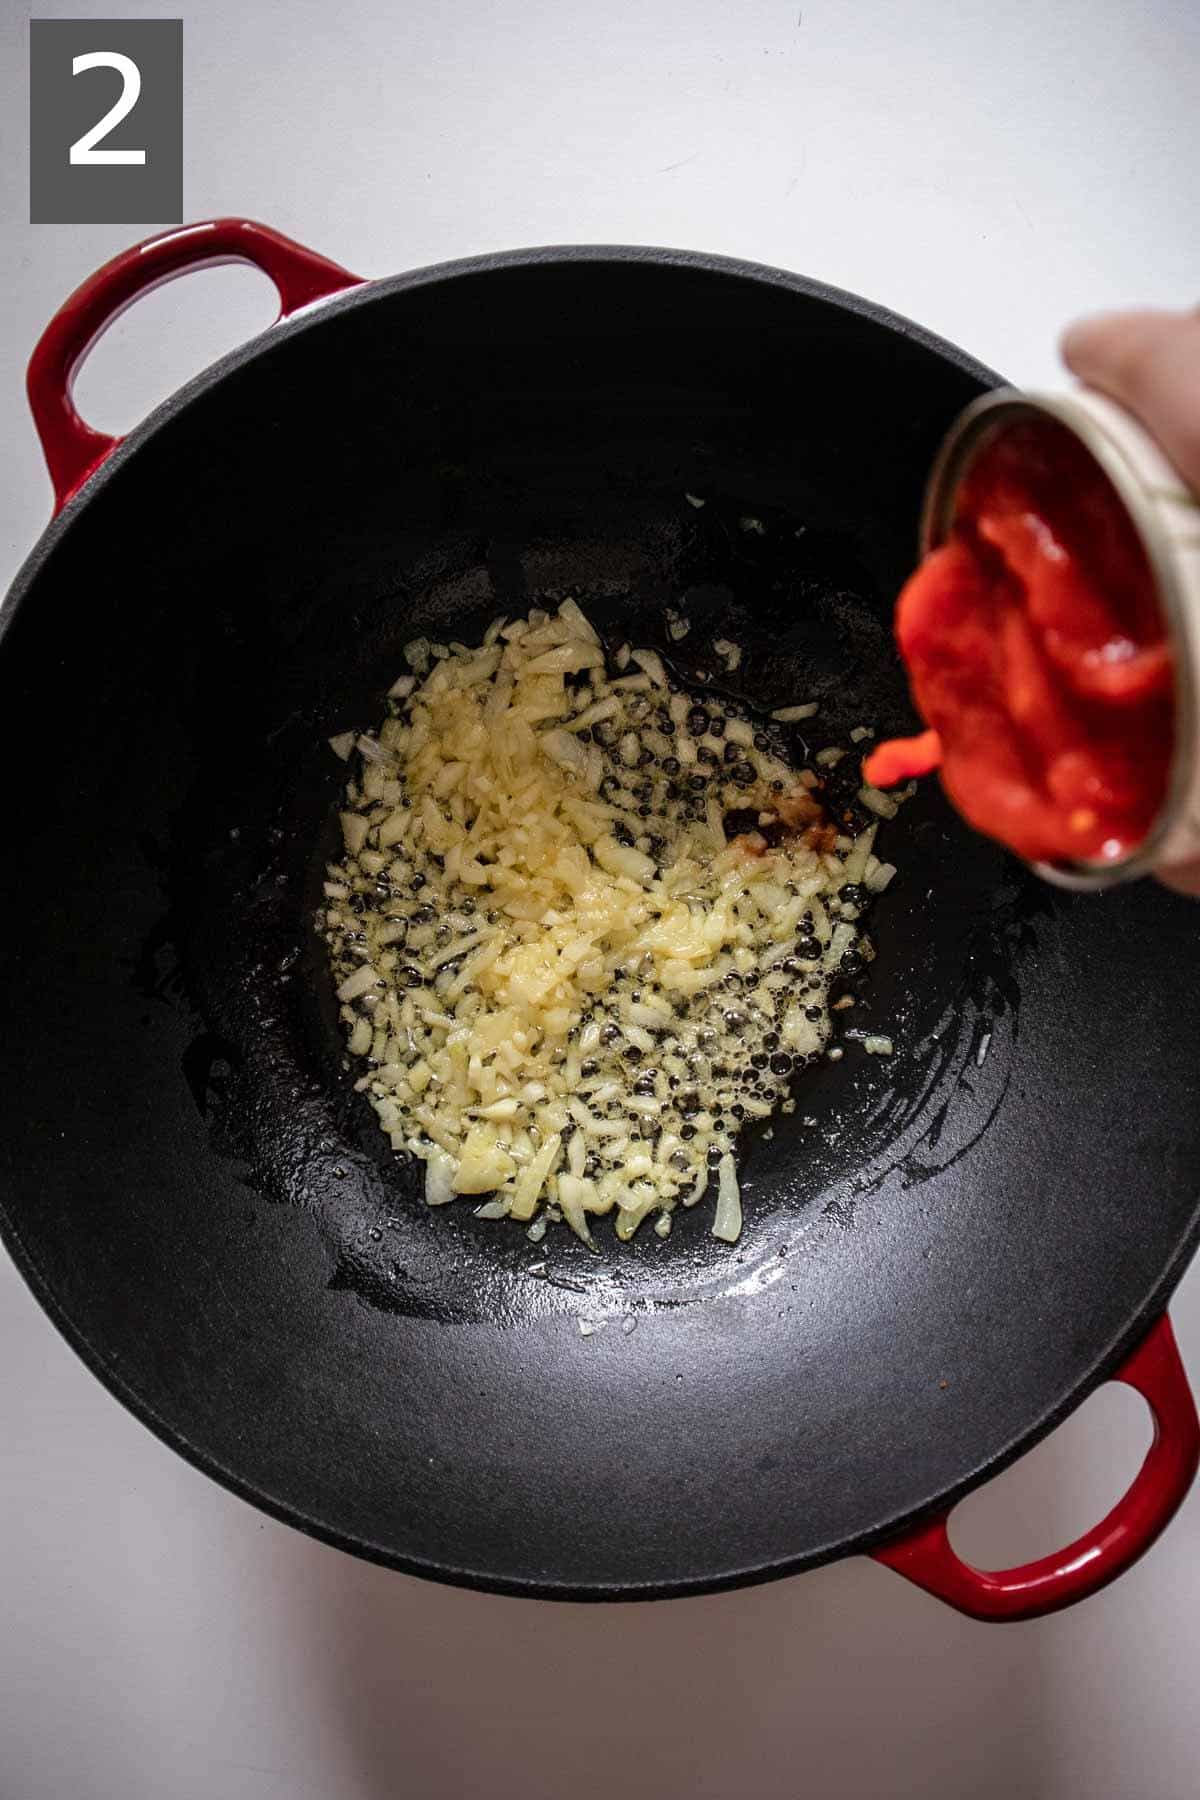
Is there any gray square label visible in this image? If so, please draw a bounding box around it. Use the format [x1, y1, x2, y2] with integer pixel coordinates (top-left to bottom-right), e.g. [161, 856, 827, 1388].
[30, 19, 182, 224]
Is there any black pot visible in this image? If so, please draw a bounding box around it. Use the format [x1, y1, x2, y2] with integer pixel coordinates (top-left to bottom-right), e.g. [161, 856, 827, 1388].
[2, 219, 1197, 1618]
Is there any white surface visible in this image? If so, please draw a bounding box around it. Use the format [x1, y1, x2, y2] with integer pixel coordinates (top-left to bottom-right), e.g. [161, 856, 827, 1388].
[2, 4, 1199, 1796]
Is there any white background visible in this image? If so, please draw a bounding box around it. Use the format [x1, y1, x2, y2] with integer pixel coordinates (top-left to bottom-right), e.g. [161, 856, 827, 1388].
[2, 3, 1199, 1796]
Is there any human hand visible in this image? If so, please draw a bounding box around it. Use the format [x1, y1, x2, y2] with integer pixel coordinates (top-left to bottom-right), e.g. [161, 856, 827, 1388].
[1061, 308, 1200, 895]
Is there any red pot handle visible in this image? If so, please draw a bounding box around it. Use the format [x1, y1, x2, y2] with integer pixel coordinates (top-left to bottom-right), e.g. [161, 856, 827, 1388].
[27, 217, 363, 513]
[872, 1313, 1199, 1621]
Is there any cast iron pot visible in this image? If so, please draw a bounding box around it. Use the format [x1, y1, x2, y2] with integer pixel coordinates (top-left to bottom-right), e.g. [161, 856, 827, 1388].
[2, 219, 1198, 1619]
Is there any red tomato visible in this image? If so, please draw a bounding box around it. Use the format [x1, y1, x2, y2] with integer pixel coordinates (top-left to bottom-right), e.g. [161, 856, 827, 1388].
[870, 417, 1173, 863]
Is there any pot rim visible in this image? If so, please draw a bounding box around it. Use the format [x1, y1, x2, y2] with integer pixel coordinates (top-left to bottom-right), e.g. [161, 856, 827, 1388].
[2, 241, 999, 658]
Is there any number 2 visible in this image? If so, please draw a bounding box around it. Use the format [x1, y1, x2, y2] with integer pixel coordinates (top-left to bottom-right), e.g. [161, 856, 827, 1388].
[69, 52, 147, 166]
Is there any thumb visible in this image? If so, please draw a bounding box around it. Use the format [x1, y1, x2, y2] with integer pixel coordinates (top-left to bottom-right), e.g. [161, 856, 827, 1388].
[1060, 308, 1200, 493]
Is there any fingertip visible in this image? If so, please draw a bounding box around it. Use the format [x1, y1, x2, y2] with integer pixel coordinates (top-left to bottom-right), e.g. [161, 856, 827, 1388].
[1059, 313, 1108, 375]
[1059, 308, 1200, 492]
[1059, 309, 1165, 383]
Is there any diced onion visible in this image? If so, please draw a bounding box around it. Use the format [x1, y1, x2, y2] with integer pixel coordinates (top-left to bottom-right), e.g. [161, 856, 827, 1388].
[424, 1147, 457, 1205]
[841, 825, 877, 889]
[336, 964, 378, 1002]
[321, 595, 902, 1244]
[631, 648, 668, 687]
[340, 812, 369, 855]
[557, 597, 600, 644]
[711, 1153, 742, 1242]
[859, 785, 899, 819]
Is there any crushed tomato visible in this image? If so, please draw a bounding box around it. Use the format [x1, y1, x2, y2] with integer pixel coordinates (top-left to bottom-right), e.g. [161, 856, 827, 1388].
[864, 417, 1174, 864]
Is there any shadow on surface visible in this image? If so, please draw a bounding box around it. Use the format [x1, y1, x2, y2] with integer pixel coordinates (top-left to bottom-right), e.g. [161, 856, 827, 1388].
[270, 1513, 1053, 1800]
[260, 1377, 1181, 1799]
